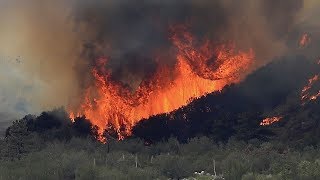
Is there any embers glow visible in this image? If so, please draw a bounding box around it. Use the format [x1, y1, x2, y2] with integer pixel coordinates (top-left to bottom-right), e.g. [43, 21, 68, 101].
[260, 116, 283, 126]
[299, 33, 311, 48]
[301, 61, 320, 104]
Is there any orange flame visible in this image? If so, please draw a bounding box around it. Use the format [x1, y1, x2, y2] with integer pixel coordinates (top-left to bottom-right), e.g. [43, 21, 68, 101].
[301, 75, 319, 96]
[310, 91, 320, 100]
[301, 60, 320, 104]
[69, 25, 255, 139]
[260, 116, 283, 126]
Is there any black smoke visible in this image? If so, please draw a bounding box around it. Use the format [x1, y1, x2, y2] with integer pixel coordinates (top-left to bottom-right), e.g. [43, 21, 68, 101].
[71, 0, 304, 89]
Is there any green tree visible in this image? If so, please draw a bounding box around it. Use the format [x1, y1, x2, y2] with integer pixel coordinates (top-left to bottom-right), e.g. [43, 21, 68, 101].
[4, 119, 40, 160]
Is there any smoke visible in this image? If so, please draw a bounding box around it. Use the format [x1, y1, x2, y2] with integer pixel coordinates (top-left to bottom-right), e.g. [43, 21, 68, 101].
[71, 0, 305, 85]
[299, 0, 320, 26]
[0, 1, 80, 122]
[0, 0, 316, 124]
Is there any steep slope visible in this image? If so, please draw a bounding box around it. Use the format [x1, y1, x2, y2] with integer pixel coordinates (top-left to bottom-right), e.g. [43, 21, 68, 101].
[133, 56, 320, 144]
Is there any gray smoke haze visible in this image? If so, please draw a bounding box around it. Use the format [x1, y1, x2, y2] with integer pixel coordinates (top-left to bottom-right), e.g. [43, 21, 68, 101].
[0, 1, 81, 124]
[0, 0, 317, 126]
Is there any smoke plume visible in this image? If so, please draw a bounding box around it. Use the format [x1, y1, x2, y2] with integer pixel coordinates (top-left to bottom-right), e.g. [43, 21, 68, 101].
[72, 0, 303, 81]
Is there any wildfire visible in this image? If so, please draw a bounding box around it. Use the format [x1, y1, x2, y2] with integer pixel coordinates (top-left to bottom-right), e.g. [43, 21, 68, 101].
[301, 75, 319, 97]
[301, 61, 320, 104]
[69, 25, 255, 139]
[260, 116, 283, 126]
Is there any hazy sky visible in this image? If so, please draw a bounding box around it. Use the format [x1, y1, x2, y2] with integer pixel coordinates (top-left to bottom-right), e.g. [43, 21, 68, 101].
[0, 1, 80, 122]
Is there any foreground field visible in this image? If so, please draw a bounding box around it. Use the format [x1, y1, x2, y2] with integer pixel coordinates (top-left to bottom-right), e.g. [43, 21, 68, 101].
[1, 136, 320, 180]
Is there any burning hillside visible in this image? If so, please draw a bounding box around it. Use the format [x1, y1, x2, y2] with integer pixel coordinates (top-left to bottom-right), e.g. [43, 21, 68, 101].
[66, 0, 304, 139]
[0, 0, 310, 141]
[69, 25, 254, 138]
[301, 60, 320, 104]
[3, 2, 320, 178]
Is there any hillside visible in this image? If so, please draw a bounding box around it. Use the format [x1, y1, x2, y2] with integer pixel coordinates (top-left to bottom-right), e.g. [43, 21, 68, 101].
[133, 55, 320, 146]
[2, 55, 320, 179]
